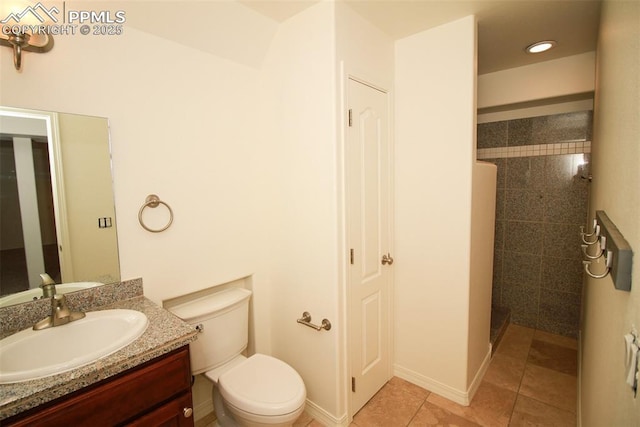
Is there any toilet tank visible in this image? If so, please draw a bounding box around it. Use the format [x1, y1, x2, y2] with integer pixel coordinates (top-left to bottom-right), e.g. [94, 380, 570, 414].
[168, 287, 252, 375]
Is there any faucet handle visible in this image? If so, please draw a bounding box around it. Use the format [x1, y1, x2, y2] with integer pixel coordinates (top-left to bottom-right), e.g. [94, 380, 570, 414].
[51, 294, 86, 326]
[33, 294, 85, 330]
[52, 294, 70, 316]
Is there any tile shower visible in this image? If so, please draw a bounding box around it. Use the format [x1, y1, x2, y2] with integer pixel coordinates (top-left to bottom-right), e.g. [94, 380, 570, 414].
[478, 111, 593, 337]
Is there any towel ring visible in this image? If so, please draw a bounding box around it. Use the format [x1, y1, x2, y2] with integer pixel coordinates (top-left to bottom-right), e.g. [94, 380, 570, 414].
[138, 194, 173, 233]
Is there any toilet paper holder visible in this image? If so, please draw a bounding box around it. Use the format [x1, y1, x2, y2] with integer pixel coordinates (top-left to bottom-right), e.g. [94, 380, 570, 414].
[297, 311, 331, 331]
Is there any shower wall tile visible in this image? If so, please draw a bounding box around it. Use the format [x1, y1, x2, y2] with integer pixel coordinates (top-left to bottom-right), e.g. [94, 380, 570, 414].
[537, 317, 580, 338]
[494, 158, 507, 188]
[507, 118, 534, 146]
[505, 221, 544, 256]
[478, 121, 508, 149]
[503, 252, 541, 287]
[493, 255, 503, 288]
[543, 223, 583, 260]
[542, 111, 592, 143]
[585, 114, 594, 141]
[485, 158, 507, 224]
[505, 189, 545, 221]
[496, 188, 506, 221]
[507, 112, 592, 147]
[541, 257, 584, 294]
[545, 155, 577, 187]
[538, 290, 582, 338]
[492, 287, 502, 309]
[545, 188, 589, 224]
[494, 220, 505, 253]
[506, 157, 546, 189]
[579, 154, 591, 182]
[503, 284, 540, 328]
[477, 110, 592, 337]
[545, 154, 590, 190]
[492, 278, 503, 308]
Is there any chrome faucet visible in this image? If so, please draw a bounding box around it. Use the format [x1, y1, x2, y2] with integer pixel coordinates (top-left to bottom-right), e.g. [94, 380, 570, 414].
[39, 273, 57, 298]
[33, 294, 86, 330]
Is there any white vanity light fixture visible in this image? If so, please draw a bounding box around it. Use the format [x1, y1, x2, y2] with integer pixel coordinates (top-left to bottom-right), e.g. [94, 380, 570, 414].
[525, 40, 557, 54]
[0, 1, 55, 70]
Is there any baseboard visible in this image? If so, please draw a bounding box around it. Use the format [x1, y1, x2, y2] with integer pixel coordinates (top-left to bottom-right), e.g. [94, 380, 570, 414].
[467, 347, 492, 401]
[394, 364, 470, 405]
[304, 399, 349, 427]
[193, 399, 214, 422]
[393, 351, 491, 407]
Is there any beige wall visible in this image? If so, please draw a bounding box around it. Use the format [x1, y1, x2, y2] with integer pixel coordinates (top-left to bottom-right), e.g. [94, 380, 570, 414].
[336, 2, 395, 89]
[0, 2, 280, 420]
[394, 15, 479, 404]
[259, 1, 340, 420]
[478, 52, 596, 109]
[0, 2, 365, 422]
[0, 4, 276, 305]
[581, 0, 640, 424]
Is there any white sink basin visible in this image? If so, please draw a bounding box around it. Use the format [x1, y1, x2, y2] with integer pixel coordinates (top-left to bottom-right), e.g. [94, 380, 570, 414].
[0, 309, 148, 384]
[0, 282, 103, 308]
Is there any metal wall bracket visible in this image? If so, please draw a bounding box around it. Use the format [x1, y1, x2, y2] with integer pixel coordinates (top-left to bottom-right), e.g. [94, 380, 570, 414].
[596, 210, 633, 291]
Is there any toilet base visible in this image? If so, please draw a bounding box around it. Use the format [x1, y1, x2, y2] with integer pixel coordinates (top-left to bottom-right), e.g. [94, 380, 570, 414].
[212, 385, 236, 427]
[212, 385, 304, 427]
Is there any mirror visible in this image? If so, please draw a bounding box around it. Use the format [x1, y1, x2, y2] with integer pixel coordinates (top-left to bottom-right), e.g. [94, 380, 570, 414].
[0, 106, 120, 307]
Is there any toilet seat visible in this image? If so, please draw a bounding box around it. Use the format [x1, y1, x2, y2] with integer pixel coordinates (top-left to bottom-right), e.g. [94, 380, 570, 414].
[218, 354, 306, 416]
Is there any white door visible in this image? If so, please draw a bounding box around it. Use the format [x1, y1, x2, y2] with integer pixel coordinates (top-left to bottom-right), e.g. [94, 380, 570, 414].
[347, 78, 392, 415]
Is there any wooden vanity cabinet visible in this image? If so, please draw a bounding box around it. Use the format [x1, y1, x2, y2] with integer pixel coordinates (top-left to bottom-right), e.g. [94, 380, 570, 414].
[4, 346, 194, 427]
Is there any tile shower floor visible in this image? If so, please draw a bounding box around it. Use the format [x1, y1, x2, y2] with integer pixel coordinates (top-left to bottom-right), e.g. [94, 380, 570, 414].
[200, 324, 578, 427]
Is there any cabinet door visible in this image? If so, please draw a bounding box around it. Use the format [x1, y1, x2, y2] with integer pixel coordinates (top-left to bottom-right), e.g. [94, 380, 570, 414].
[4, 347, 193, 426]
[127, 392, 194, 427]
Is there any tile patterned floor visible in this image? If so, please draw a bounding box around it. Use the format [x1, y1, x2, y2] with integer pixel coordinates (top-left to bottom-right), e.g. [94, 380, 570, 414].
[202, 324, 578, 427]
[346, 324, 577, 427]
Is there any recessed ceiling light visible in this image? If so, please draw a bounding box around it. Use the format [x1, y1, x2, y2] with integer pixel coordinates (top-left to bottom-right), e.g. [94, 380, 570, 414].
[525, 40, 557, 54]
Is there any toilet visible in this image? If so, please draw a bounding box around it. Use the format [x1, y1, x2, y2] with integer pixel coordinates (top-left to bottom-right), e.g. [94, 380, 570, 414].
[168, 288, 306, 427]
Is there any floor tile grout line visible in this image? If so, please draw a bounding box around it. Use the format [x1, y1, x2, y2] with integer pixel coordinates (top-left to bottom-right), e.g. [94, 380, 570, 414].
[510, 326, 580, 423]
[405, 399, 428, 426]
[518, 393, 578, 417]
[507, 332, 534, 426]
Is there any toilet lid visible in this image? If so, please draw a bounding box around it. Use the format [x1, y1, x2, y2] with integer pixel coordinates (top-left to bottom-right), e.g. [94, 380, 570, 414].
[218, 354, 306, 416]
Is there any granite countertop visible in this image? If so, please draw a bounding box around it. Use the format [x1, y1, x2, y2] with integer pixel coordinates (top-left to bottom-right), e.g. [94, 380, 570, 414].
[0, 296, 197, 420]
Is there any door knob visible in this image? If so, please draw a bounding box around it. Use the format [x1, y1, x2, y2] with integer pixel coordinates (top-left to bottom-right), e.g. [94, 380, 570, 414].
[381, 253, 394, 265]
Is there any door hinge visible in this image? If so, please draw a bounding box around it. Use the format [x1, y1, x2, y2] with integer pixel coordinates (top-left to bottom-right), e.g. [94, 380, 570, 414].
[351, 377, 356, 392]
[350, 249, 354, 265]
[348, 109, 352, 127]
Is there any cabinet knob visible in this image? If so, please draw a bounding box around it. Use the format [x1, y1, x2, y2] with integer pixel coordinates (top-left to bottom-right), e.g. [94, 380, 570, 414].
[183, 407, 193, 418]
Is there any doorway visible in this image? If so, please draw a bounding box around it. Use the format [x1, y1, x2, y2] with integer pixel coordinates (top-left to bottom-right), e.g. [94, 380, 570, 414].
[477, 110, 593, 339]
